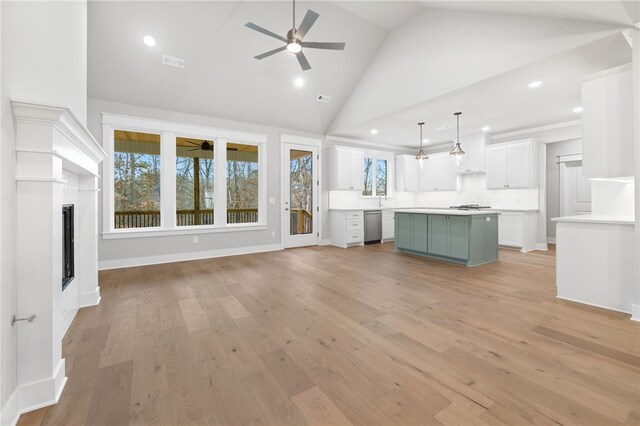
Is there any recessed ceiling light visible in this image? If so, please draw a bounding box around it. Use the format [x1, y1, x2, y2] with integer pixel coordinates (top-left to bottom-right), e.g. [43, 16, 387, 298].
[436, 126, 448, 131]
[573, 106, 583, 113]
[528, 80, 543, 88]
[482, 126, 491, 132]
[370, 129, 379, 135]
[294, 77, 304, 88]
[143, 35, 156, 47]
[423, 139, 429, 144]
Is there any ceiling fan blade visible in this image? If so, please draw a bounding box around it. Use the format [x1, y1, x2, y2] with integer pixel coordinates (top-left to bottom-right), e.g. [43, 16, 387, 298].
[254, 46, 287, 60]
[245, 22, 287, 42]
[296, 10, 319, 40]
[184, 139, 201, 146]
[188, 148, 200, 151]
[296, 52, 312, 71]
[301, 41, 345, 50]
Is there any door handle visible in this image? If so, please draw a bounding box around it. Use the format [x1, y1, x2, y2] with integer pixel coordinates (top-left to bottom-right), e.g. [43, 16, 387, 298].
[285, 208, 289, 211]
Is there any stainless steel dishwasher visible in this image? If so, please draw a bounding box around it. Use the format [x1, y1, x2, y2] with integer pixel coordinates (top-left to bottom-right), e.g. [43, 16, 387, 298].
[364, 210, 382, 244]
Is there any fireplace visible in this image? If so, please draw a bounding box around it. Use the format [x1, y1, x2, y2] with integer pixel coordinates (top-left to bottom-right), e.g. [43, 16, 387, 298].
[62, 205, 75, 290]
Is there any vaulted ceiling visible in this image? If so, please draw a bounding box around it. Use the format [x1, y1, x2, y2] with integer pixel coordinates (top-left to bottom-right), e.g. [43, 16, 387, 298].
[88, 1, 637, 147]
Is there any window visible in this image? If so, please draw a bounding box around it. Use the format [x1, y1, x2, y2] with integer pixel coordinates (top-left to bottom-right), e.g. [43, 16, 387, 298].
[103, 114, 268, 237]
[227, 143, 259, 224]
[363, 157, 388, 197]
[113, 130, 161, 228]
[176, 137, 215, 226]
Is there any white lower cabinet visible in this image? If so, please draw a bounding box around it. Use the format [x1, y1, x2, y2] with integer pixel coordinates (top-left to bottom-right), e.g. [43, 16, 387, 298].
[330, 210, 364, 248]
[498, 211, 537, 252]
[382, 210, 395, 241]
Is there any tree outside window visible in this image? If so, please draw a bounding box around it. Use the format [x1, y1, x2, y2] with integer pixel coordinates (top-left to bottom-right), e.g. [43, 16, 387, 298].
[227, 143, 259, 224]
[113, 130, 161, 228]
[363, 157, 388, 197]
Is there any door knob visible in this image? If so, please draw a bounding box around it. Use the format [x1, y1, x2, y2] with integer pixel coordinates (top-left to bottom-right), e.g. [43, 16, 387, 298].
[285, 208, 289, 211]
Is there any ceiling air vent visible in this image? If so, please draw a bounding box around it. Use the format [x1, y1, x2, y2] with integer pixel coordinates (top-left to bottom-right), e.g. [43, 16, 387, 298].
[317, 95, 332, 104]
[162, 54, 185, 69]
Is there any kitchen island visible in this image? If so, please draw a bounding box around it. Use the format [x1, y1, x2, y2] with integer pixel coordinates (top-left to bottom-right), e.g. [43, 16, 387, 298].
[395, 209, 499, 266]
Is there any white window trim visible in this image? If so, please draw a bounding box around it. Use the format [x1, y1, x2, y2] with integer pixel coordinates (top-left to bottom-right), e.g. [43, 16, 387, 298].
[101, 113, 268, 238]
[362, 149, 394, 198]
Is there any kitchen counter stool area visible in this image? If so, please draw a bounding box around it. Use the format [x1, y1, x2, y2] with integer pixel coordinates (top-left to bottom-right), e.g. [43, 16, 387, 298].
[395, 211, 499, 266]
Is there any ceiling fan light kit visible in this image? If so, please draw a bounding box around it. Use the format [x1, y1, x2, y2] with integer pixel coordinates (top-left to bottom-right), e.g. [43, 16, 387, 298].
[245, 0, 346, 71]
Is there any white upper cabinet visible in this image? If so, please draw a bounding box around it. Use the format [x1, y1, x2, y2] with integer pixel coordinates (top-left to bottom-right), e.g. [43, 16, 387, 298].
[455, 135, 487, 174]
[580, 64, 634, 179]
[329, 146, 364, 190]
[395, 155, 420, 192]
[485, 139, 537, 189]
[419, 153, 457, 192]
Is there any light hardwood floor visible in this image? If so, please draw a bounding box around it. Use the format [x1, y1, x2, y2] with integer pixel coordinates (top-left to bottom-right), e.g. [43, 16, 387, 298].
[19, 244, 640, 426]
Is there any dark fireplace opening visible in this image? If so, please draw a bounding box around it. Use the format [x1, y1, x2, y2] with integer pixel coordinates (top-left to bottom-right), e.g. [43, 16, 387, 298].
[62, 204, 74, 291]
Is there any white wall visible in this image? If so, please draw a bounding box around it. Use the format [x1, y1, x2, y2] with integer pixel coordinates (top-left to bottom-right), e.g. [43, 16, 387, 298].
[545, 139, 583, 240]
[0, 2, 88, 423]
[88, 98, 324, 269]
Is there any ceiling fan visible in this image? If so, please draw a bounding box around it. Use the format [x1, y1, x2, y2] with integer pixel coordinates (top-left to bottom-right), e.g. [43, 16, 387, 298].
[245, 0, 345, 71]
[184, 139, 213, 152]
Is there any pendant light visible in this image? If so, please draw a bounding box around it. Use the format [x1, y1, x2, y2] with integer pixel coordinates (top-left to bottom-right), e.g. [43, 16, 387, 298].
[415, 121, 428, 169]
[450, 112, 465, 166]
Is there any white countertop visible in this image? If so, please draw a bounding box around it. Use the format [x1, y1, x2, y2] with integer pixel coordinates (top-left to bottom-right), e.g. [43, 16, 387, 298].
[552, 214, 635, 226]
[392, 208, 499, 216]
[329, 206, 537, 213]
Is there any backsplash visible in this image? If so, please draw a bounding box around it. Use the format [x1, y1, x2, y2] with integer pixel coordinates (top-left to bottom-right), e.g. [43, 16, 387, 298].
[416, 174, 539, 209]
[329, 174, 539, 210]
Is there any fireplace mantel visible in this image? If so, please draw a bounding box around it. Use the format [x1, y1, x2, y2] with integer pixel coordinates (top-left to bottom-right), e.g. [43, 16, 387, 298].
[11, 99, 106, 415]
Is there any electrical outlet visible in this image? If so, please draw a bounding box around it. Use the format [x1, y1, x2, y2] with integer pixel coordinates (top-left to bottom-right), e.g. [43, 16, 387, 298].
[192, 236, 198, 243]
[271, 231, 275, 237]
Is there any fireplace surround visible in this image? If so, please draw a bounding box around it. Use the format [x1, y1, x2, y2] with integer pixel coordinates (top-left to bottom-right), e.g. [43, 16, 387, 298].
[11, 99, 106, 414]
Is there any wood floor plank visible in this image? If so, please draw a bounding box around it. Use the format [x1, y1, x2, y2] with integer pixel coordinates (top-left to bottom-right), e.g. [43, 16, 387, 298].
[85, 361, 134, 426]
[291, 386, 353, 426]
[99, 297, 137, 367]
[178, 297, 210, 332]
[216, 294, 252, 320]
[260, 348, 316, 397]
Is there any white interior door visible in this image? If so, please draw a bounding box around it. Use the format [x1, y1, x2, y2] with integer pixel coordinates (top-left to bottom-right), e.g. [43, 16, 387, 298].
[283, 143, 318, 248]
[560, 163, 592, 216]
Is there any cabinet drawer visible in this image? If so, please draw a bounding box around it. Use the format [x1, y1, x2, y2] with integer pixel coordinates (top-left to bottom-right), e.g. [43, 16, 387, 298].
[346, 211, 363, 219]
[347, 231, 363, 243]
[347, 219, 364, 230]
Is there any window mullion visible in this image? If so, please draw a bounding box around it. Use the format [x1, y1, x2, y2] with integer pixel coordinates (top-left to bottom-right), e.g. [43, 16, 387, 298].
[162, 131, 177, 230]
[215, 138, 227, 226]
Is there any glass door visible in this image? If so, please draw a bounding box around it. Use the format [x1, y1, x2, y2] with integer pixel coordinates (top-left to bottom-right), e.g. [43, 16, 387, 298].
[283, 144, 318, 248]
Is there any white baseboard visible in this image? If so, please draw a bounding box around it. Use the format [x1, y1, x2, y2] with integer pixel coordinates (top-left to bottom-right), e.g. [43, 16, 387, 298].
[319, 238, 332, 246]
[547, 237, 556, 244]
[632, 304, 640, 322]
[2, 360, 67, 426]
[535, 243, 548, 251]
[556, 296, 632, 315]
[98, 244, 283, 270]
[1, 388, 20, 426]
[79, 287, 101, 308]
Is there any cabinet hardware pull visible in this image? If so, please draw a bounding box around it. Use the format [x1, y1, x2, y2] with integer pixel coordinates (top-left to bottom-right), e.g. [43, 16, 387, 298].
[11, 314, 36, 326]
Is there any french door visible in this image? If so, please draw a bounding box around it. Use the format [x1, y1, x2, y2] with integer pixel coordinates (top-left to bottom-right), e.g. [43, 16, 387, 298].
[283, 143, 318, 248]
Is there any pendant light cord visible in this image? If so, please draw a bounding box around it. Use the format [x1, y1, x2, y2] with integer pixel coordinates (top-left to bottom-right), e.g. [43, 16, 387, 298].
[293, 0, 296, 31]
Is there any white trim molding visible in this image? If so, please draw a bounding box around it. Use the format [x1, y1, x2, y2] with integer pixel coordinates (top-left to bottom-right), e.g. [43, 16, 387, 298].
[10, 99, 105, 420]
[101, 113, 269, 238]
[99, 243, 282, 270]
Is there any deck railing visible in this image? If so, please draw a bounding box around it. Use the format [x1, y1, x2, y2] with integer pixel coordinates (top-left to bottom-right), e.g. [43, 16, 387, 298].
[290, 209, 312, 235]
[114, 208, 259, 228]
